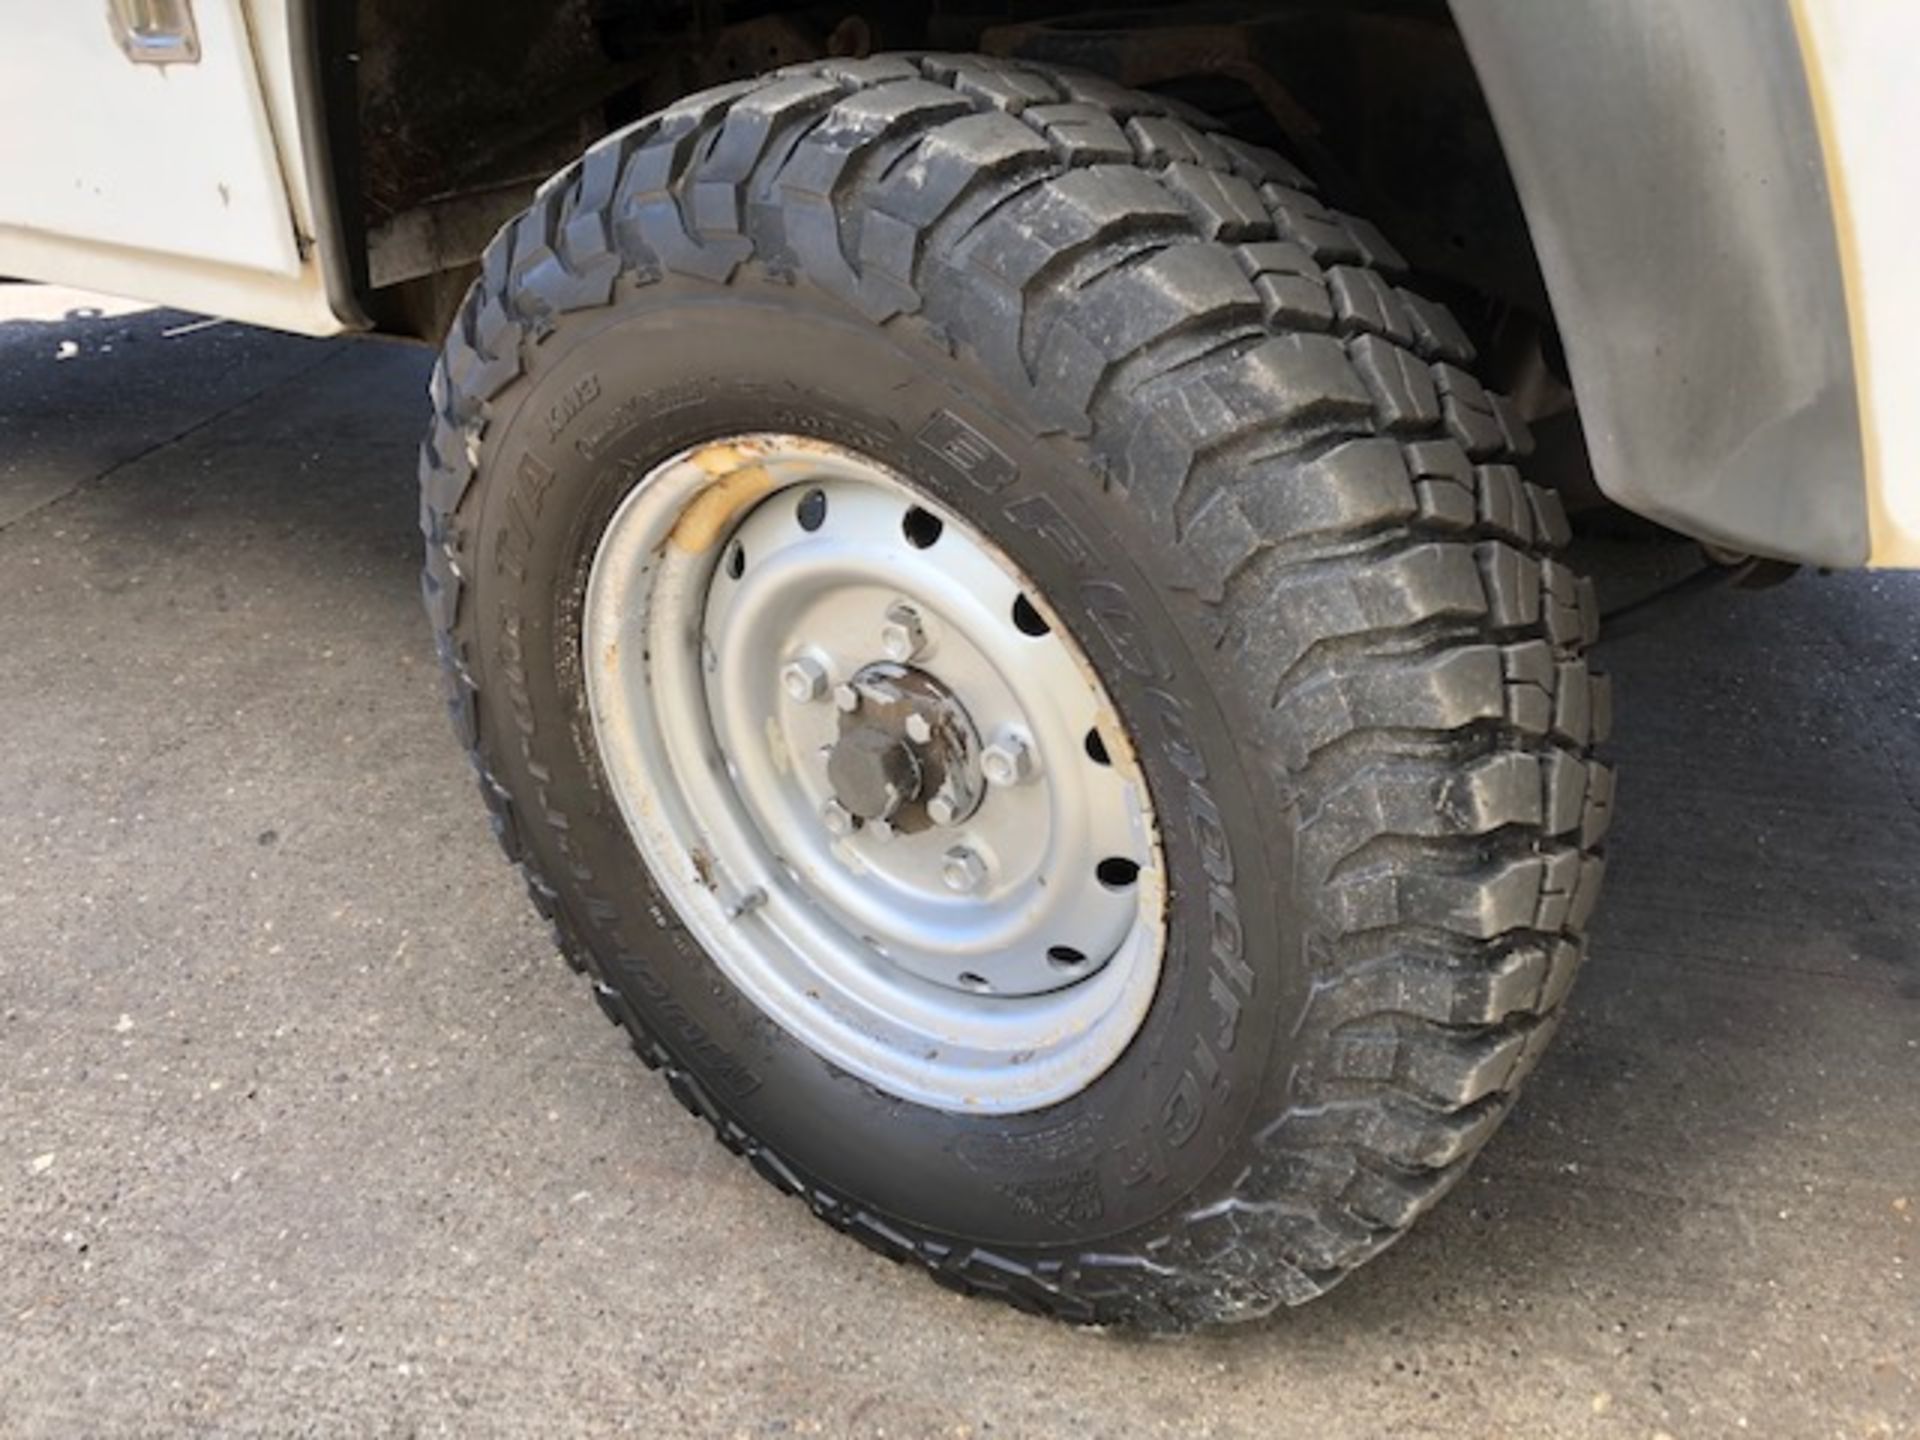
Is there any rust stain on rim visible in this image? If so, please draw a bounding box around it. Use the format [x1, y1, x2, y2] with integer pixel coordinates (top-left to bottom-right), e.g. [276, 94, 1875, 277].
[669, 436, 871, 553]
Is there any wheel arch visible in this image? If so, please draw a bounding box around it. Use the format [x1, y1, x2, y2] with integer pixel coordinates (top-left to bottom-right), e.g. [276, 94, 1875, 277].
[1450, 0, 1868, 568]
[319, 0, 1871, 566]
[330, 2, 1554, 348]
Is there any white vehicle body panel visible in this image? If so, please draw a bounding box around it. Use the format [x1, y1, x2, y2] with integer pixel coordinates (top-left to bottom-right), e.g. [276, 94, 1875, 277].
[1794, 0, 1920, 568]
[0, 0, 347, 335]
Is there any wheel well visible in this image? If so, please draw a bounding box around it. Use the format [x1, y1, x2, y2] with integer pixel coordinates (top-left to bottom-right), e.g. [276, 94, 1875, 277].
[342, 0, 1569, 428]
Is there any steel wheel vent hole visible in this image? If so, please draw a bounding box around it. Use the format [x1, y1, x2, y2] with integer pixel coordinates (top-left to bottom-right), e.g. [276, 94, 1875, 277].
[957, 971, 993, 993]
[902, 506, 944, 549]
[1012, 594, 1050, 636]
[796, 487, 828, 531]
[724, 542, 746, 579]
[1085, 728, 1111, 766]
[1046, 945, 1089, 971]
[1096, 857, 1140, 890]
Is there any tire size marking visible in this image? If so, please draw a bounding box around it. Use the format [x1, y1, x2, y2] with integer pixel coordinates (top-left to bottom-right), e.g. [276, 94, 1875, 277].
[573, 379, 708, 460]
[995, 1169, 1105, 1227]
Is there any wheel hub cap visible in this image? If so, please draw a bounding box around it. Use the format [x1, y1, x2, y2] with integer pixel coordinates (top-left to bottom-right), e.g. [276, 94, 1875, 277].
[827, 722, 919, 822]
[824, 663, 982, 834]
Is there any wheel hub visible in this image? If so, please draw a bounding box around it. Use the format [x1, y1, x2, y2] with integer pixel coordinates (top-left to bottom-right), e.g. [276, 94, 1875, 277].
[580, 434, 1165, 1112]
[826, 724, 919, 822]
[824, 663, 983, 835]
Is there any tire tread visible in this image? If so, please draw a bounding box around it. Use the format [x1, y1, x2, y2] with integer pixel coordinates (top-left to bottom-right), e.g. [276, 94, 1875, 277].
[417, 51, 1609, 1331]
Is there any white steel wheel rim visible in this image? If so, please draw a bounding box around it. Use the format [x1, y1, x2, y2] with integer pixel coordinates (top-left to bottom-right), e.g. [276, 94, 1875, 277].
[581, 434, 1165, 1113]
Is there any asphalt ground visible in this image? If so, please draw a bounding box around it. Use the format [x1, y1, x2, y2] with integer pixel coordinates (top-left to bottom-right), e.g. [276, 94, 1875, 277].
[2, 288, 1915, 1437]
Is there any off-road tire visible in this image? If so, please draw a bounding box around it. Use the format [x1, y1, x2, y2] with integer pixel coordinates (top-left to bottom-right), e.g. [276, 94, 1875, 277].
[418, 53, 1611, 1330]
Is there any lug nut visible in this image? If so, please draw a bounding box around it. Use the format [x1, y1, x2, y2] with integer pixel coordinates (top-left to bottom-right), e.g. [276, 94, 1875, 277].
[880, 602, 927, 662]
[926, 778, 973, 826]
[981, 732, 1038, 788]
[781, 656, 828, 703]
[832, 683, 861, 713]
[821, 799, 857, 836]
[904, 713, 933, 745]
[941, 846, 988, 894]
[867, 818, 896, 845]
